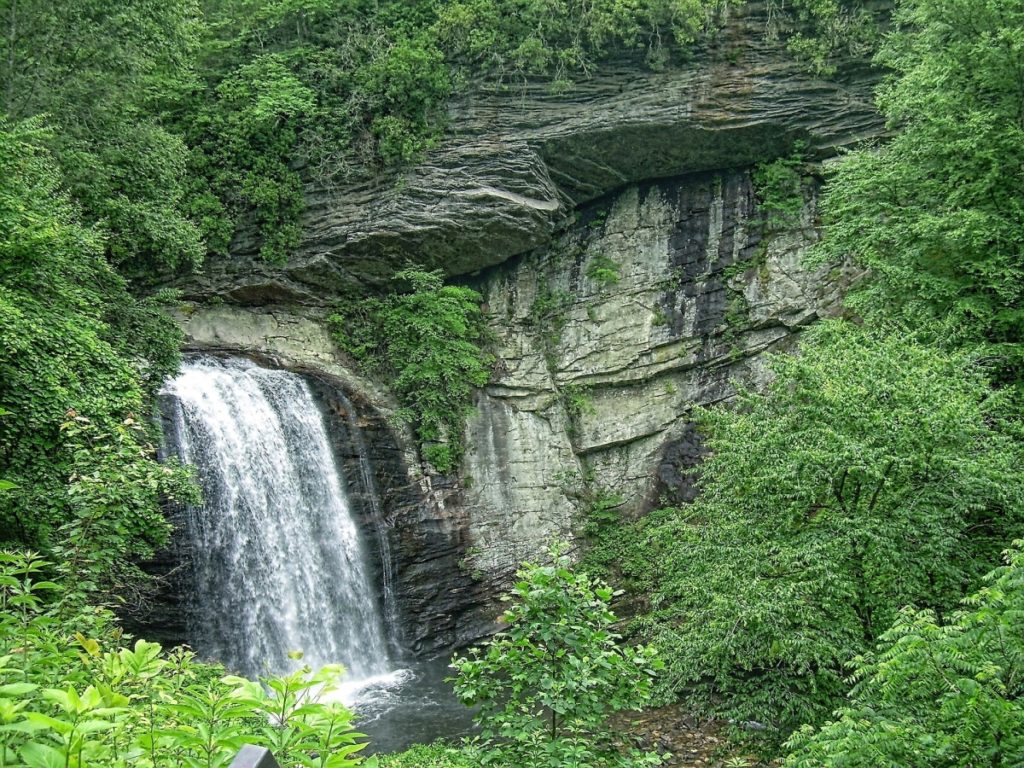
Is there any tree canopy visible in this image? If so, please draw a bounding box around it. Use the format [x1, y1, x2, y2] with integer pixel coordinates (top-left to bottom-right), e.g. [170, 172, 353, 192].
[818, 0, 1024, 383]
[618, 321, 1024, 744]
[785, 542, 1024, 767]
[0, 121, 195, 597]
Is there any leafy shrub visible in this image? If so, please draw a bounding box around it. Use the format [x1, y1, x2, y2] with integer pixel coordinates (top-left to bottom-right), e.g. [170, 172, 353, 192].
[436, 0, 729, 79]
[625, 321, 1024, 747]
[329, 269, 493, 474]
[0, 550, 373, 768]
[451, 542, 665, 768]
[752, 142, 807, 229]
[771, 0, 880, 76]
[377, 742, 472, 768]
[0, 122, 191, 593]
[817, 0, 1024, 383]
[785, 541, 1024, 767]
[586, 254, 622, 288]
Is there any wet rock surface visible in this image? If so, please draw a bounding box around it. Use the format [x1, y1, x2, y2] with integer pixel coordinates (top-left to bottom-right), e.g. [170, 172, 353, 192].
[461, 167, 857, 576]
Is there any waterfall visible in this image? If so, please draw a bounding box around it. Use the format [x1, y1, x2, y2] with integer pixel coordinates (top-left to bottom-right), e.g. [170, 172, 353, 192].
[334, 391, 400, 653]
[161, 356, 391, 681]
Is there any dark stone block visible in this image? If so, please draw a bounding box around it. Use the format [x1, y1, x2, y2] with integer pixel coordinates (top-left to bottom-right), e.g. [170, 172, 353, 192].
[229, 745, 280, 768]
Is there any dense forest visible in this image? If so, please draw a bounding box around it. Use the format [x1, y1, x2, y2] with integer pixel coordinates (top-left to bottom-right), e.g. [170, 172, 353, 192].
[1, 0, 1023, 766]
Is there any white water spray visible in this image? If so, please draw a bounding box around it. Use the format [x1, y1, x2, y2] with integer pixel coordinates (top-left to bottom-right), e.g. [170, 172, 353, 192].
[161, 356, 390, 682]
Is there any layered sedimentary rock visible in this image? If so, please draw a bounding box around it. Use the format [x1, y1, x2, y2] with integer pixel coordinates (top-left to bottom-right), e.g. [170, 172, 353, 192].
[179, 1, 880, 303]
[162, 161, 855, 649]
[460, 168, 857, 577]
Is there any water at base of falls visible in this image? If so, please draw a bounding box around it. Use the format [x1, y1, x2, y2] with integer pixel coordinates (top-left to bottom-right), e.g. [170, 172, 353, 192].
[345, 657, 477, 753]
[162, 356, 390, 682]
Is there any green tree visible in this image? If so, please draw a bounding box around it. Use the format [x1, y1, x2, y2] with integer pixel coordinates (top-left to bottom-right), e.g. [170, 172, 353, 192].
[178, 0, 455, 262]
[0, 0, 205, 276]
[451, 543, 665, 768]
[818, 0, 1024, 383]
[785, 542, 1024, 767]
[752, 141, 809, 230]
[0, 121, 190, 594]
[627, 321, 1024, 745]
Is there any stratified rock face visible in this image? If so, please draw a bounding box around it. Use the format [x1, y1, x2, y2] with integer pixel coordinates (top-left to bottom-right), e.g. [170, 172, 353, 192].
[179, 1, 880, 303]
[156, 165, 858, 649]
[460, 167, 857, 577]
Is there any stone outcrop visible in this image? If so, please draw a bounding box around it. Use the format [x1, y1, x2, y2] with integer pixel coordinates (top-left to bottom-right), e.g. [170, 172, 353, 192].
[460, 168, 857, 577]
[178, 1, 881, 304]
[162, 156, 859, 642]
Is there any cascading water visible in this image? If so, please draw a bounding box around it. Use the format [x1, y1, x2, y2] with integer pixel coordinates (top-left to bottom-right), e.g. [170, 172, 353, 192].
[161, 356, 390, 682]
[334, 390, 400, 653]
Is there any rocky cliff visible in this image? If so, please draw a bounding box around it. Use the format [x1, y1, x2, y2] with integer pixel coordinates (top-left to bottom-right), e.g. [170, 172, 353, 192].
[156, 0, 883, 653]
[178, 1, 879, 303]
[461, 167, 858, 580]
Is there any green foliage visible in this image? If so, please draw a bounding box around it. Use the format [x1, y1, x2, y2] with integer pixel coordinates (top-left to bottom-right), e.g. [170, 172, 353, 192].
[0, 122, 191, 593]
[580, 491, 625, 540]
[817, 0, 1024, 383]
[623, 321, 1024, 746]
[582, 510, 663, 595]
[187, 51, 318, 264]
[329, 269, 493, 474]
[0, 0, 870, 274]
[55, 415, 199, 600]
[377, 742, 471, 768]
[0, 0, 205, 276]
[175, 0, 454, 263]
[556, 469, 625, 541]
[4, 0, 733, 270]
[752, 142, 808, 229]
[559, 383, 595, 442]
[451, 543, 665, 768]
[0, 550, 373, 768]
[437, 0, 729, 80]
[573, 469, 653, 589]
[170, 0, 731, 264]
[785, 541, 1024, 767]
[585, 254, 622, 288]
[769, 0, 880, 76]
